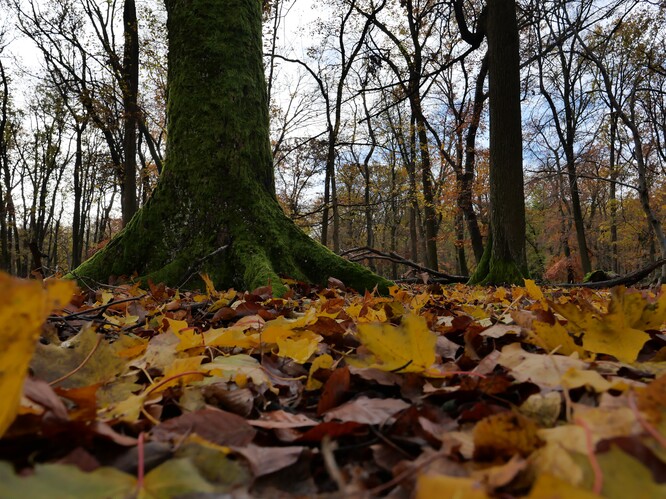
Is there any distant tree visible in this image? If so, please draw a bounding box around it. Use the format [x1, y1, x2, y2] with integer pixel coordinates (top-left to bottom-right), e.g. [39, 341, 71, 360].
[74, 0, 389, 294]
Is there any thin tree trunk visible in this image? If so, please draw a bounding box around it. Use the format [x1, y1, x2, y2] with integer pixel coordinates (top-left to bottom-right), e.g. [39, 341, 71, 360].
[121, 0, 139, 226]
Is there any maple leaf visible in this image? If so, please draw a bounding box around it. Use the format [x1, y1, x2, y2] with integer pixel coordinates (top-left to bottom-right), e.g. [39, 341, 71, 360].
[347, 313, 436, 373]
[550, 286, 654, 363]
[0, 274, 73, 436]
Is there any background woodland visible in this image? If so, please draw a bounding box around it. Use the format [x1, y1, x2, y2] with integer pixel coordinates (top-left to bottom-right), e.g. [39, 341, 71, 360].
[0, 0, 665, 283]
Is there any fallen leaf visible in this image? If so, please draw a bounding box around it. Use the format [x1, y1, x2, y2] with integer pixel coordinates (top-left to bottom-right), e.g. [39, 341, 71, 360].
[348, 313, 436, 373]
[0, 274, 73, 436]
[322, 396, 410, 424]
[232, 444, 304, 477]
[473, 411, 543, 460]
[528, 473, 599, 498]
[151, 408, 256, 446]
[415, 474, 488, 499]
[550, 287, 653, 363]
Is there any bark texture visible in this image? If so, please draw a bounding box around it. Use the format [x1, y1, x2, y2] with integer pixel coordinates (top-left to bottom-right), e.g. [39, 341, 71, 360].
[468, 0, 528, 285]
[73, 0, 389, 295]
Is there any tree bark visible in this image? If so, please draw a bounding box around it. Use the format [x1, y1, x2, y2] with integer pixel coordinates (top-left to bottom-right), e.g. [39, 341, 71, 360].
[73, 0, 389, 295]
[121, 0, 139, 226]
[468, 0, 528, 285]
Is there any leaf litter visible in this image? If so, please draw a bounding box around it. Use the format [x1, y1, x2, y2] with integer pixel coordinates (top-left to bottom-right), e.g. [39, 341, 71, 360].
[0, 273, 665, 498]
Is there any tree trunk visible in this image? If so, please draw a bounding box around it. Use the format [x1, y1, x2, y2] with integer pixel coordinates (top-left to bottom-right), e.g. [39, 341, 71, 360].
[71, 122, 86, 269]
[0, 61, 10, 271]
[609, 112, 619, 274]
[469, 0, 527, 285]
[73, 0, 388, 295]
[412, 95, 439, 271]
[461, 55, 487, 265]
[121, 0, 139, 226]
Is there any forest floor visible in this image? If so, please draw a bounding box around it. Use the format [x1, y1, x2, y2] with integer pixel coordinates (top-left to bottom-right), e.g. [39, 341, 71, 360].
[0, 273, 665, 498]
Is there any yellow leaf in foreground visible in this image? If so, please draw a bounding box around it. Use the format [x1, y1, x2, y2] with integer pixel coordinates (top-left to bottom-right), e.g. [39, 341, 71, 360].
[0, 273, 73, 437]
[415, 474, 488, 499]
[348, 313, 436, 373]
[551, 287, 652, 363]
[528, 473, 599, 499]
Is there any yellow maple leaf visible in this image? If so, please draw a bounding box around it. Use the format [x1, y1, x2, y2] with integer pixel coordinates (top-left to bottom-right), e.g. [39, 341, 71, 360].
[550, 286, 652, 363]
[174, 327, 204, 351]
[159, 356, 206, 390]
[276, 331, 321, 363]
[261, 308, 318, 343]
[0, 273, 74, 437]
[203, 327, 260, 349]
[348, 313, 436, 373]
[524, 279, 548, 310]
[526, 319, 587, 357]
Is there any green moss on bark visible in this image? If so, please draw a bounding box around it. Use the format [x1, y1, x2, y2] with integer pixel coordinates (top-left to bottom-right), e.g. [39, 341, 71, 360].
[72, 0, 390, 296]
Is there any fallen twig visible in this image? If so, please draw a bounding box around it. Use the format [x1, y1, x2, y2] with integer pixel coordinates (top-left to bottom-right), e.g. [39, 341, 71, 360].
[341, 246, 468, 283]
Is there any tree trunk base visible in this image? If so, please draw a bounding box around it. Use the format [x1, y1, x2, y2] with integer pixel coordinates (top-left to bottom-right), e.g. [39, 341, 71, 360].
[468, 233, 526, 286]
[72, 194, 390, 296]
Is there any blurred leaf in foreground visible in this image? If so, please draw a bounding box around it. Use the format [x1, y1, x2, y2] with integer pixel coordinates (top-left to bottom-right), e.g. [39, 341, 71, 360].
[0, 273, 73, 436]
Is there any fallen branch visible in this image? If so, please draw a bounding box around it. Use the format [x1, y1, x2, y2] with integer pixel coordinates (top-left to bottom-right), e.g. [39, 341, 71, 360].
[555, 258, 666, 289]
[341, 246, 468, 283]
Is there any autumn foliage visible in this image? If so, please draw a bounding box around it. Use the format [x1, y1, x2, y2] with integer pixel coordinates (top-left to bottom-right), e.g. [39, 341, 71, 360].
[1, 273, 665, 497]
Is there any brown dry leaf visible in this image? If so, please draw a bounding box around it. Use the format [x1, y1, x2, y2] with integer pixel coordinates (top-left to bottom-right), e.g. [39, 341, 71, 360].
[473, 411, 543, 460]
[232, 444, 304, 477]
[248, 410, 318, 429]
[322, 396, 410, 424]
[151, 408, 256, 446]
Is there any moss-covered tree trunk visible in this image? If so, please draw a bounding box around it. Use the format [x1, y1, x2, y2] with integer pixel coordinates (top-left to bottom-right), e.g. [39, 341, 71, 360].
[468, 0, 528, 285]
[73, 0, 389, 295]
